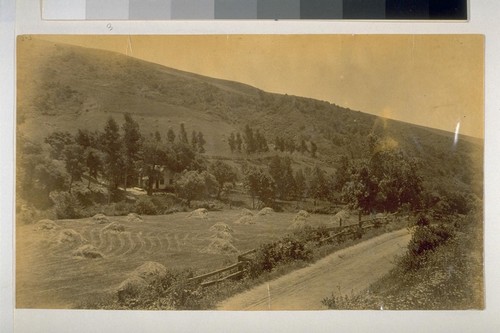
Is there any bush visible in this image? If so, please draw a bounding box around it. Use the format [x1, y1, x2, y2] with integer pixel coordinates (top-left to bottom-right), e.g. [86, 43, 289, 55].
[247, 235, 313, 277]
[134, 197, 157, 215]
[111, 268, 218, 310]
[16, 201, 56, 224]
[150, 194, 178, 214]
[402, 215, 455, 271]
[71, 182, 108, 207]
[49, 191, 83, 219]
[292, 225, 331, 245]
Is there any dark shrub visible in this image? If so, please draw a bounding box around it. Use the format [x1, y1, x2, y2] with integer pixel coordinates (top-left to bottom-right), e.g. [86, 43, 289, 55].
[247, 236, 313, 277]
[403, 218, 455, 271]
[134, 197, 158, 215]
[49, 191, 82, 219]
[292, 225, 331, 245]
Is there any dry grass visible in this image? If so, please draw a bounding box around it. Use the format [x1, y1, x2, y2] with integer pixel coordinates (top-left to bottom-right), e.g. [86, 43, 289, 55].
[16, 210, 356, 308]
[234, 215, 255, 225]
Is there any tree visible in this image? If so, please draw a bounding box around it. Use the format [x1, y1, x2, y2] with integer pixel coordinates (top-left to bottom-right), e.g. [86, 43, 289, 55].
[370, 150, 423, 212]
[191, 130, 198, 150]
[254, 129, 268, 152]
[228, 132, 236, 153]
[45, 131, 74, 159]
[122, 113, 143, 191]
[243, 165, 276, 209]
[167, 128, 176, 143]
[84, 147, 103, 189]
[62, 144, 86, 193]
[268, 155, 295, 200]
[209, 160, 237, 199]
[341, 162, 378, 214]
[341, 150, 423, 214]
[142, 132, 166, 196]
[167, 141, 198, 173]
[310, 141, 318, 158]
[334, 155, 351, 191]
[34, 158, 69, 195]
[101, 117, 123, 198]
[179, 123, 188, 144]
[308, 165, 330, 205]
[197, 131, 206, 153]
[243, 124, 255, 154]
[294, 168, 307, 201]
[235, 132, 243, 152]
[175, 170, 217, 207]
[75, 129, 98, 148]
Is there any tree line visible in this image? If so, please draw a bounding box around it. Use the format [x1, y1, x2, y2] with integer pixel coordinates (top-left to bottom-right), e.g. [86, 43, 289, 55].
[18, 114, 427, 218]
[17, 114, 208, 208]
[228, 124, 318, 158]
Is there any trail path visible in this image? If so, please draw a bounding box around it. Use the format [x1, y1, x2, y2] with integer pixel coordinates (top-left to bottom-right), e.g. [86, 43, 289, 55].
[218, 228, 411, 310]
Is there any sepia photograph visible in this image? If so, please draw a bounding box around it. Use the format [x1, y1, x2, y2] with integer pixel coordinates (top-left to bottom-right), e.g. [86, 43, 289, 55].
[15, 34, 484, 311]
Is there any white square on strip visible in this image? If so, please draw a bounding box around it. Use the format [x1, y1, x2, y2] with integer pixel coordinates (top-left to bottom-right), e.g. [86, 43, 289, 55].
[42, 0, 86, 20]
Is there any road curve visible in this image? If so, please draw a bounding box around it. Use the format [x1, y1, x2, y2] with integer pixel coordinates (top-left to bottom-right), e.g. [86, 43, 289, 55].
[217, 228, 411, 310]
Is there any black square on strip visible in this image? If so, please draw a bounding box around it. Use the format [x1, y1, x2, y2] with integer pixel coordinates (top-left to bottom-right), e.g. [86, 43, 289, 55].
[385, 0, 429, 19]
[429, 0, 467, 20]
[343, 0, 386, 19]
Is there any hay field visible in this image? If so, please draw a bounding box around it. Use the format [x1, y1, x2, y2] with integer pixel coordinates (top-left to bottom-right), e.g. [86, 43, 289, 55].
[16, 210, 350, 308]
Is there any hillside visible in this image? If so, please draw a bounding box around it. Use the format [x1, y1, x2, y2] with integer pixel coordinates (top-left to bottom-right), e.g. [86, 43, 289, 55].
[16, 36, 483, 196]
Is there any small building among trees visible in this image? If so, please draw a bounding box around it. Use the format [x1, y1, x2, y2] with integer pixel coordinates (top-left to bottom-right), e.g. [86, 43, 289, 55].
[137, 165, 176, 191]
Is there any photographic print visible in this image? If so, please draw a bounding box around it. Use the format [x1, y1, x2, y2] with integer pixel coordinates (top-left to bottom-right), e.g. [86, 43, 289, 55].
[15, 34, 483, 310]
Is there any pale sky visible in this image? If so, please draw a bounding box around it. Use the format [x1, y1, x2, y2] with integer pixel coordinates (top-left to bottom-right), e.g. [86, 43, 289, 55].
[38, 34, 484, 138]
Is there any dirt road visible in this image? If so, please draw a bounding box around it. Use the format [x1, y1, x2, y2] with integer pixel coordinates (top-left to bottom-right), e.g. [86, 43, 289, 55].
[218, 228, 411, 310]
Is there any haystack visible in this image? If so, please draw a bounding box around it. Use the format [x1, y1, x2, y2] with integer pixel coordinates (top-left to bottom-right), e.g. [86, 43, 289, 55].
[56, 229, 87, 245]
[297, 210, 310, 218]
[257, 207, 274, 216]
[209, 222, 233, 233]
[241, 208, 254, 217]
[234, 215, 255, 225]
[187, 208, 208, 219]
[288, 217, 308, 230]
[102, 222, 125, 233]
[331, 210, 350, 224]
[73, 244, 103, 259]
[116, 275, 148, 299]
[92, 213, 109, 224]
[210, 230, 234, 242]
[127, 213, 143, 223]
[202, 238, 238, 255]
[34, 219, 59, 231]
[131, 261, 167, 284]
[288, 211, 311, 230]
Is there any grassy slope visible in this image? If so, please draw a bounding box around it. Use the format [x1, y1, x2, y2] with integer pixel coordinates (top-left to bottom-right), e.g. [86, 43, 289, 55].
[322, 213, 484, 310]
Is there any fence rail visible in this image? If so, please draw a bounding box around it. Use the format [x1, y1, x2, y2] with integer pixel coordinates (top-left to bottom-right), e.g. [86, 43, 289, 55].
[189, 213, 397, 287]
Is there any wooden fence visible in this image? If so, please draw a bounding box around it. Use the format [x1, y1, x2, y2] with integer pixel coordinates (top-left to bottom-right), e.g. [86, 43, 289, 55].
[188, 249, 256, 287]
[189, 214, 396, 287]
